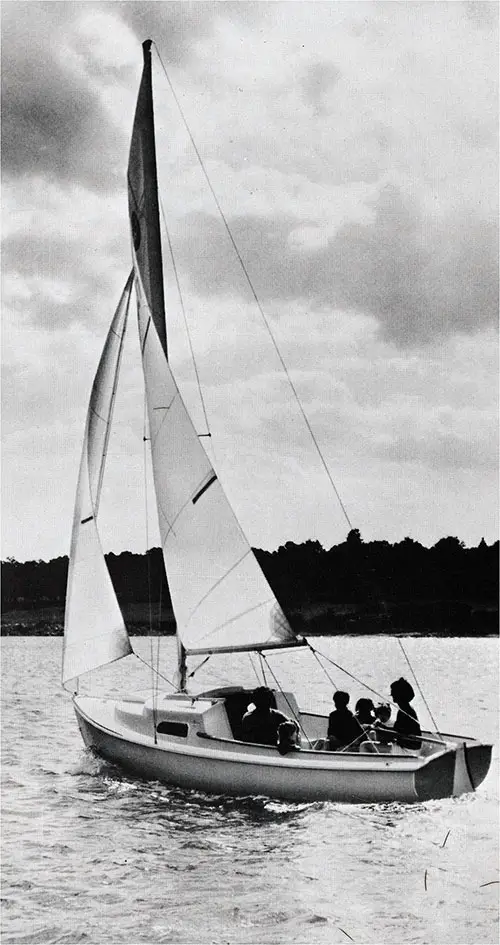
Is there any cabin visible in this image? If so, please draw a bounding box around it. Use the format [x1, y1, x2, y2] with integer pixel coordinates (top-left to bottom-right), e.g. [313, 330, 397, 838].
[114, 686, 305, 745]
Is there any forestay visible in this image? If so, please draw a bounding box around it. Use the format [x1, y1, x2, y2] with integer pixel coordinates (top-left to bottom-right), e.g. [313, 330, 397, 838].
[128, 42, 299, 655]
[62, 275, 134, 685]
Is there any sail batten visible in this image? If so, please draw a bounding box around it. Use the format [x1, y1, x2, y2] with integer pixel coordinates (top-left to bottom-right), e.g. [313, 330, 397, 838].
[62, 274, 134, 685]
[128, 51, 298, 657]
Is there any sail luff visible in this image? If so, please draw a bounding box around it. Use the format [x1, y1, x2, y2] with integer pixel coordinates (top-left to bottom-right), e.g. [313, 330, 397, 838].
[62, 276, 134, 685]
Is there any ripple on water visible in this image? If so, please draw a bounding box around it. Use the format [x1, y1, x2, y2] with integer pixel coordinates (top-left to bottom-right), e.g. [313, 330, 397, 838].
[1, 636, 498, 945]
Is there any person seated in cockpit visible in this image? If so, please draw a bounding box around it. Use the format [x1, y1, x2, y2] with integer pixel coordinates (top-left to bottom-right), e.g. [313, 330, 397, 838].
[241, 686, 289, 746]
[277, 720, 301, 755]
[390, 677, 422, 750]
[373, 703, 393, 745]
[327, 690, 364, 751]
[354, 698, 376, 730]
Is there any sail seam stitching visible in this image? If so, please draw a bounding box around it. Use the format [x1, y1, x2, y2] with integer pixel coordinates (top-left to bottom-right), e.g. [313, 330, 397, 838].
[191, 595, 275, 644]
[150, 393, 177, 448]
[184, 549, 252, 626]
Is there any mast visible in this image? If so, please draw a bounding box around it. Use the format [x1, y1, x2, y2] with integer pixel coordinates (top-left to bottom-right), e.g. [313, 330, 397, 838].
[128, 40, 187, 686]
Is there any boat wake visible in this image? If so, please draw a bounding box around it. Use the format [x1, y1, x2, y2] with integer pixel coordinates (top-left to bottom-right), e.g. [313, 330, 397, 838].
[67, 748, 121, 780]
[69, 754, 316, 822]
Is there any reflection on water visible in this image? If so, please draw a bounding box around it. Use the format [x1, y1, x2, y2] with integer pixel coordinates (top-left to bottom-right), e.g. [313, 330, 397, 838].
[1, 636, 498, 945]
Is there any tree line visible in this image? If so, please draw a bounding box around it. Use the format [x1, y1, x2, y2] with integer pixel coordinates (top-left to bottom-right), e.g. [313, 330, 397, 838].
[1, 531, 498, 636]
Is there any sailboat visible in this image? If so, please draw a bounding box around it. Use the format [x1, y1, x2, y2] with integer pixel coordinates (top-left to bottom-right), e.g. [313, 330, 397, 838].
[62, 41, 492, 804]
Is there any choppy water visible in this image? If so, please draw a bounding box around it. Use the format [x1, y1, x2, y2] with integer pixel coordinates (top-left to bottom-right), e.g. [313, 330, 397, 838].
[1, 636, 498, 944]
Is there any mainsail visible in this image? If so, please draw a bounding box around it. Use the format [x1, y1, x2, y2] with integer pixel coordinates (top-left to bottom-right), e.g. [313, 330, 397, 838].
[128, 41, 299, 655]
[62, 274, 134, 684]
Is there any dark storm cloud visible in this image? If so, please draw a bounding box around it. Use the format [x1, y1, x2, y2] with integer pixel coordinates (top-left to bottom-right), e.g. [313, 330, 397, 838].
[1, 3, 128, 191]
[172, 184, 498, 346]
[1, 2, 262, 191]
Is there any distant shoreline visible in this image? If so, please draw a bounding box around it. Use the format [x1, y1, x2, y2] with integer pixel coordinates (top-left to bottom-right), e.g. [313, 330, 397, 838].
[1, 605, 497, 639]
[3, 538, 498, 637]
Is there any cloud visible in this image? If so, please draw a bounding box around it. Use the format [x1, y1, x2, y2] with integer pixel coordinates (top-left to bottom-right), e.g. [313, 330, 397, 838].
[2, 174, 129, 331]
[166, 295, 498, 480]
[115, 1, 224, 64]
[142, 1, 498, 346]
[1, 1, 497, 560]
[164, 183, 498, 345]
[0, 4, 131, 192]
[301, 61, 342, 115]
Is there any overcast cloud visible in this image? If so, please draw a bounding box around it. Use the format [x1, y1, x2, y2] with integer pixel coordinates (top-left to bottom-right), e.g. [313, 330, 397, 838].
[1, 1, 498, 561]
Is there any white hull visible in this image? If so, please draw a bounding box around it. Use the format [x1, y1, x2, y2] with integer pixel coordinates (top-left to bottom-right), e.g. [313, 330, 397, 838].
[73, 690, 492, 804]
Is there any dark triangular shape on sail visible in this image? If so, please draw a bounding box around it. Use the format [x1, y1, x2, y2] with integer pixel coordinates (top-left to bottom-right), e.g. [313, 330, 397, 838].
[128, 40, 167, 360]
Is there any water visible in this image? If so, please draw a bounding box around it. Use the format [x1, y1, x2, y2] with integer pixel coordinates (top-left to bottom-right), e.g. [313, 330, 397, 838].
[1, 636, 498, 945]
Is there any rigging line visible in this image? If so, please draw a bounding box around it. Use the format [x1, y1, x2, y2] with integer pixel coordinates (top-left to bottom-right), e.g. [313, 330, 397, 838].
[153, 45, 352, 531]
[188, 655, 211, 679]
[309, 647, 339, 692]
[159, 197, 211, 438]
[155, 575, 162, 708]
[337, 554, 438, 732]
[156, 633, 161, 707]
[142, 394, 158, 741]
[307, 641, 386, 701]
[397, 639, 445, 742]
[337, 729, 380, 754]
[308, 642, 434, 733]
[248, 652, 263, 686]
[260, 653, 313, 748]
[134, 652, 179, 691]
[258, 652, 268, 686]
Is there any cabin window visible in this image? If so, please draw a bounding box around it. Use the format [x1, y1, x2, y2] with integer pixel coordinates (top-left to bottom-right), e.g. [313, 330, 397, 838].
[156, 720, 188, 737]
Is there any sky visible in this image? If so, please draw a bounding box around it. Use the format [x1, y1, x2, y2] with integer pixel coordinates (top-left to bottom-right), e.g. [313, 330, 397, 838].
[1, 0, 498, 563]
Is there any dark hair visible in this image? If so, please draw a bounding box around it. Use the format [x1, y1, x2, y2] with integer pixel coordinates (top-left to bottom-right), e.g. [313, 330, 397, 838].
[277, 720, 300, 754]
[333, 690, 350, 708]
[252, 686, 276, 710]
[375, 703, 391, 722]
[390, 677, 415, 703]
[355, 698, 375, 718]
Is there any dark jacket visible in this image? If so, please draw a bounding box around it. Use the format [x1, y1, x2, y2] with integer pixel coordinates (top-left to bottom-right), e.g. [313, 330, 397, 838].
[394, 705, 421, 749]
[327, 708, 364, 749]
[241, 707, 289, 746]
